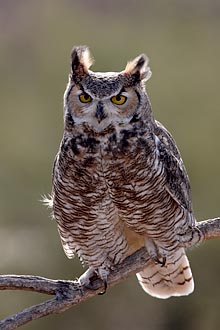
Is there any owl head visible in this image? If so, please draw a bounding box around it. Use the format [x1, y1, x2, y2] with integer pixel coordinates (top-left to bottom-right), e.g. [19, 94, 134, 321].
[64, 46, 152, 133]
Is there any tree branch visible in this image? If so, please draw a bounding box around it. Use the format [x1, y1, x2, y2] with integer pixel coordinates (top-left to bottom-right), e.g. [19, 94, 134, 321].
[0, 217, 219, 330]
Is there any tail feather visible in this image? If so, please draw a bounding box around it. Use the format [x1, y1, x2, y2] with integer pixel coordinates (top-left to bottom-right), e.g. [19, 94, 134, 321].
[136, 248, 194, 299]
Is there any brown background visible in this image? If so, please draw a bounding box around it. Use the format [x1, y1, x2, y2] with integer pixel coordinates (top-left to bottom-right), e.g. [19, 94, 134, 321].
[0, 1, 220, 329]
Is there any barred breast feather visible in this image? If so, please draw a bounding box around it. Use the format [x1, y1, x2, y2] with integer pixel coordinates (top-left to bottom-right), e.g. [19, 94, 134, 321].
[52, 119, 195, 298]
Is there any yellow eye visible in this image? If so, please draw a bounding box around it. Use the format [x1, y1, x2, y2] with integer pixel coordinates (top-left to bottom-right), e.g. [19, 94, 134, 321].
[79, 93, 92, 103]
[111, 94, 127, 105]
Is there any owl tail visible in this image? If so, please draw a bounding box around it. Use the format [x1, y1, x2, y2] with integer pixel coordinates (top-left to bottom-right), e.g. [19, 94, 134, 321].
[136, 248, 194, 299]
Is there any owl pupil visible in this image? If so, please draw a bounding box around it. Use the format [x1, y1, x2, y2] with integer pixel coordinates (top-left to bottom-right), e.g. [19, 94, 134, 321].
[84, 94, 89, 100]
[116, 95, 121, 101]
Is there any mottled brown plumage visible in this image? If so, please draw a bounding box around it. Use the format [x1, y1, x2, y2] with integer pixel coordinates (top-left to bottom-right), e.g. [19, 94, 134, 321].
[49, 46, 195, 298]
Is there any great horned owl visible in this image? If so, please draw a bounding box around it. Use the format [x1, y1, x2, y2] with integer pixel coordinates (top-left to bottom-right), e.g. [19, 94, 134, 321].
[50, 45, 195, 299]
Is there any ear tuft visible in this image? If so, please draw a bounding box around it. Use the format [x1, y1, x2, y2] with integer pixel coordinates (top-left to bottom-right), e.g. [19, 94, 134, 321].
[71, 45, 94, 82]
[124, 54, 152, 82]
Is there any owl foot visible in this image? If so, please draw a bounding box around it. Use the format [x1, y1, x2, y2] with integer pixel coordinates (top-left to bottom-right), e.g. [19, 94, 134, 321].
[98, 279, 107, 295]
[152, 256, 166, 267]
[78, 266, 109, 295]
[78, 267, 97, 289]
[177, 227, 202, 247]
[145, 238, 167, 267]
[97, 266, 109, 294]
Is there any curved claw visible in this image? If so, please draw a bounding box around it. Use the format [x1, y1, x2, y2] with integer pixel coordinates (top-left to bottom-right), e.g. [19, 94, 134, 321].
[159, 256, 166, 267]
[145, 238, 167, 268]
[98, 279, 108, 295]
[153, 256, 166, 267]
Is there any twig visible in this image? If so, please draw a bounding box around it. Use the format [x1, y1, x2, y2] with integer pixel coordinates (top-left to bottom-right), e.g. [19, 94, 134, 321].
[0, 217, 219, 330]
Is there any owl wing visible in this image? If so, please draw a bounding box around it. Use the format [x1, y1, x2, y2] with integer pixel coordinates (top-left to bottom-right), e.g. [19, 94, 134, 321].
[51, 150, 77, 259]
[136, 121, 195, 298]
[154, 120, 193, 213]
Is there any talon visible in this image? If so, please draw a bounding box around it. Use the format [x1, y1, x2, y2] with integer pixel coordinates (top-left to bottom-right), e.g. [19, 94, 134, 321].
[98, 279, 108, 295]
[145, 238, 167, 267]
[153, 256, 166, 267]
[160, 256, 166, 267]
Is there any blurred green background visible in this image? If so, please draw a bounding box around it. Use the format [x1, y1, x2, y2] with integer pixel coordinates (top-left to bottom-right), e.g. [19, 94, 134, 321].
[0, 0, 220, 329]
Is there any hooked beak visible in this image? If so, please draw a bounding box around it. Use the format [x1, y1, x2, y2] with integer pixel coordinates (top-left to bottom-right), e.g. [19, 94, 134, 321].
[95, 102, 107, 123]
